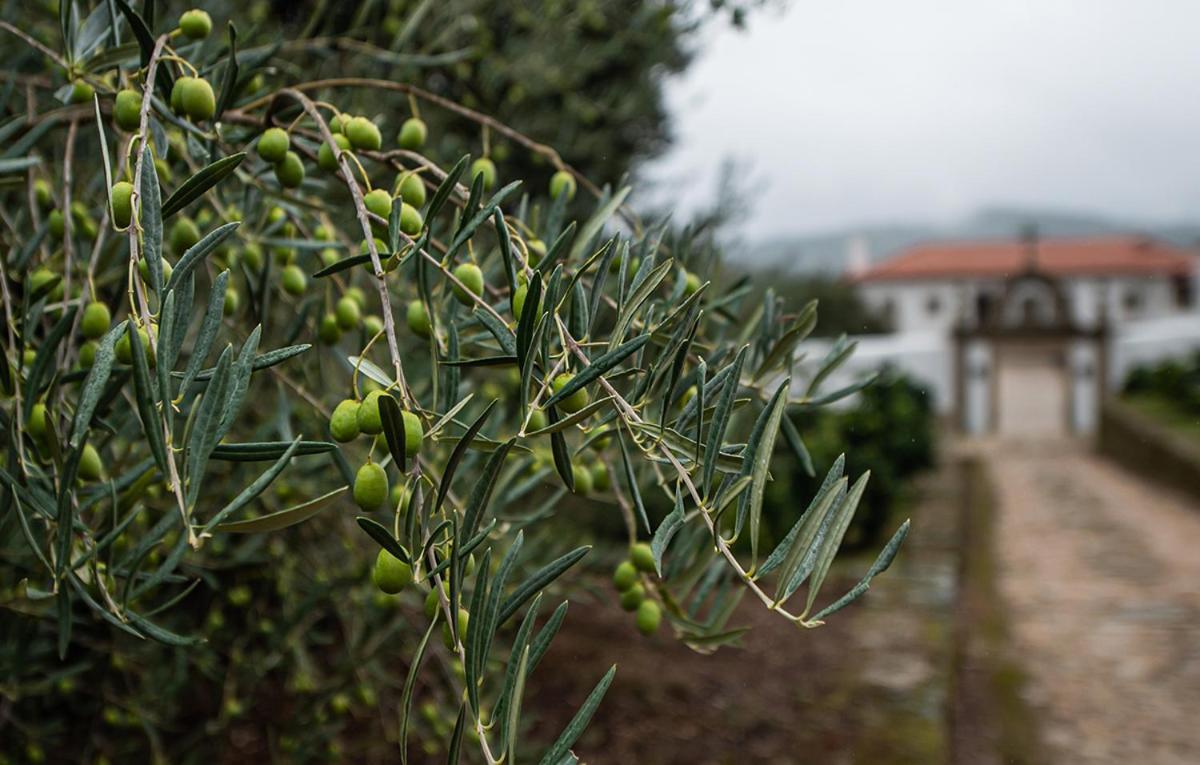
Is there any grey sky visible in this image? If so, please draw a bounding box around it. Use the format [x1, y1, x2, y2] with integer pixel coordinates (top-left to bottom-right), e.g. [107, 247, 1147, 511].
[643, 1, 1200, 241]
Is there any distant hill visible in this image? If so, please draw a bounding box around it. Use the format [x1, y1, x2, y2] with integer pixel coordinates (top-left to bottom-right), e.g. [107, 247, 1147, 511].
[741, 207, 1200, 275]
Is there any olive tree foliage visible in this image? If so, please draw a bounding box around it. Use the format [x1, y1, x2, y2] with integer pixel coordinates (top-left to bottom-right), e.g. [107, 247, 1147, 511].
[0, 3, 908, 762]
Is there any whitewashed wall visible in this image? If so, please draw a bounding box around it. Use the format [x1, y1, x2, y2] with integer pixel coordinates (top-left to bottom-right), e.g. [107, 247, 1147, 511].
[1110, 314, 1200, 389]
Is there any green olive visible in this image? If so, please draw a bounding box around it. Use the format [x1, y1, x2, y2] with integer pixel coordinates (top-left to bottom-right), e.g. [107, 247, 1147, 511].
[48, 210, 65, 239]
[170, 76, 192, 114]
[353, 461, 388, 510]
[329, 399, 361, 442]
[180, 77, 216, 121]
[635, 599, 662, 636]
[280, 264, 307, 296]
[551, 373, 590, 414]
[451, 262, 484, 306]
[223, 287, 239, 316]
[115, 327, 154, 367]
[335, 295, 361, 330]
[512, 284, 528, 320]
[571, 463, 593, 495]
[179, 9, 213, 39]
[630, 542, 655, 573]
[400, 203, 423, 236]
[114, 89, 142, 132]
[78, 443, 104, 482]
[363, 314, 383, 336]
[619, 583, 646, 612]
[274, 151, 305, 188]
[345, 116, 382, 151]
[442, 608, 470, 650]
[406, 301, 431, 338]
[470, 157, 497, 190]
[613, 560, 638, 591]
[28, 402, 49, 441]
[169, 216, 201, 255]
[683, 270, 701, 296]
[256, 127, 290, 164]
[34, 179, 53, 211]
[372, 549, 413, 594]
[110, 181, 134, 228]
[78, 340, 98, 368]
[591, 462, 611, 492]
[317, 133, 351, 171]
[318, 312, 341, 344]
[549, 170, 576, 201]
[356, 390, 385, 434]
[397, 117, 427, 150]
[29, 268, 62, 301]
[401, 410, 423, 457]
[70, 80, 94, 104]
[396, 172, 426, 207]
[80, 302, 111, 340]
[424, 581, 450, 620]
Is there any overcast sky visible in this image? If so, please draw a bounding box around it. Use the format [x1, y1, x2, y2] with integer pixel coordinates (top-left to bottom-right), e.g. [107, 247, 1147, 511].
[643, 1, 1200, 242]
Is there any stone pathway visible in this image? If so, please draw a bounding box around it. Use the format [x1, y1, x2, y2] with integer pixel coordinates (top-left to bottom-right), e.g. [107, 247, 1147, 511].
[980, 437, 1200, 764]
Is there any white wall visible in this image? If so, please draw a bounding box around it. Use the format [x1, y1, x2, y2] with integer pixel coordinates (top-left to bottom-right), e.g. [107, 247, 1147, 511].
[1110, 315, 1200, 390]
[796, 331, 953, 414]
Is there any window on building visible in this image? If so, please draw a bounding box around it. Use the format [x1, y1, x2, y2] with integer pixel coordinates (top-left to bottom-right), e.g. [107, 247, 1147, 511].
[1173, 276, 1194, 309]
[1123, 287, 1143, 314]
[926, 294, 941, 316]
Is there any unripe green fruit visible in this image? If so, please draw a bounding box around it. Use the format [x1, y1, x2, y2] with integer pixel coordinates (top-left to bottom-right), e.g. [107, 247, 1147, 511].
[400, 203, 423, 236]
[267, 206, 287, 225]
[329, 399, 361, 442]
[170, 216, 201, 255]
[48, 209, 65, 239]
[572, 463, 593, 495]
[442, 608, 470, 649]
[551, 373, 590, 414]
[346, 286, 368, 307]
[363, 314, 384, 336]
[179, 9, 213, 39]
[70, 80, 94, 104]
[513, 282, 533, 320]
[527, 238, 546, 266]
[451, 262, 484, 305]
[680, 385, 697, 408]
[470, 157, 497, 190]
[79, 443, 104, 481]
[527, 409, 548, 432]
[114, 89, 142, 131]
[317, 134, 351, 171]
[357, 390, 385, 434]
[397, 172, 426, 207]
[360, 238, 389, 261]
[318, 313, 341, 344]
[630, 542, 655, 573]
[345, 116, 382, 151]
[397, 117, 427, 150]
[402, 410, 424, 457]
[115, 327, 154, 367]
[619, 583, 646, 612]
[110, 181, 133, 228]
[329, 113, 351, 134]
[79, 340, 98, 368]
[364, 188, 392, 224]
[372, 549, 413, 594]
[406, 300, 431, 338]
[320, 247, 339, 267]
[22, 348, 36, 367]
[683, 270, 701, 296]
[335, 296, 361, 330]
[223, 287, 239, 316]
[391, 482, 412, 513]
[181, 77, 216, 121]
[549, 170, 576, 201]
[242, 242, 264, 270]
[613, 560, 638, 591]
[424, 582, 450, 620]
[71, 201, 98, 240]
[256, 127, 290, 164]
[80, 302, 111, 340]
[34, 179, 53, 211]
[30, 268, 63, 301]
[636, 599, 662, 636]
[274, 151, 305, 188]
[591, 462, 611, 492]
[314, 224, 334, 242]
[280, 264, 307, 295]
[138, 256, 173, 285]
[353, 461, 388, 510]
[28, 402, 49, 441]
[170, 76, 191, 114]
[154, 157, 173, 184]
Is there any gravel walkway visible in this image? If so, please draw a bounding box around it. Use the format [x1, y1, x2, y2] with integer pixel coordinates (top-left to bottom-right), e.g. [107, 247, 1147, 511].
[983, 437, 1200, 764]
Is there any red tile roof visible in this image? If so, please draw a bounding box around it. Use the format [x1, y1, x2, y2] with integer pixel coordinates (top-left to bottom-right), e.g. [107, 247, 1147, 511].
[856, 236, 1196, 282]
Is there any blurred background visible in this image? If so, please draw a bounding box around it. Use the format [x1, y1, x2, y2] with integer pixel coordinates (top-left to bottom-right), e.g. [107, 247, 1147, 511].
[6, 1, 1200, 762]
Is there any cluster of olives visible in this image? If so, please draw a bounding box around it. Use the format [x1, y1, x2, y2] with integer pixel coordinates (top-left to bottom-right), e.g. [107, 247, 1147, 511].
[328, 391, 424, 513]
[255, 127, 304, 189]
[33, 178, 99, 243]
[612, 543, 663, 636]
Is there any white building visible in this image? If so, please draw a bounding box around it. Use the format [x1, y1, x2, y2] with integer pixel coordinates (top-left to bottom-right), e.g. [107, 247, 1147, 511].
[825, 233, 1199, 436]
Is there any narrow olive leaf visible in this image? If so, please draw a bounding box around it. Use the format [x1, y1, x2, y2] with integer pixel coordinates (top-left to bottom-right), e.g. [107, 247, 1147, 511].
[753, 299, 817, 381]
[798, 373, 878, 409]
[494, 207, 517, 293]
[176, 270, 228, 395]
[26, 306, 75, 403]
[447, 180, 522, 257]
[399, 620, 438, 765]
[616, 427, 650, 532]
[771, 478, 847, 602]
[609, 259, 673, 350]
[440, 355, 518, 368]
[480, 532, 524, 675]
[93, 96, 115, 202]
[494, 589, 541, 748]
[139, 145, 164, 298]
[780, 414, 815, 478]
[519, 313, 548, 414]
[566, 185, 630, 263]
[189, 343, 309, 381]
[534, 221, 577, 276]
[758, 454, 845, 577]
[693, 358, 706, 464]
[425, 393, 475, 439]
[660, 310, 700, 431]
[803, 471, 871, 616]
[70, 320, 126, 448]
[524, 396, 613, 436]
[378, 393, 408, 470]
[568, 279, 589, 339]
[461, 438, 515, 541]
[426, 154, 469, 223]
[474, 309, 517, 355]
[652, 490, 686, 577]
[347, 355, 395, 388]
[806, 334, 855, 396]
[185, 345, 234, 508]
[214, 21, 239, 118]
[435, 399, 498, 513]
[313, 253, 373, 277]
[547, 405, 575, 493]
[543, 334, 651, 409]
[356, 516, 411, 564]
[588, 237, 622, 333]
[537, 665, 618, 765]
[447, 702, 467, 765]
[810, 519, 911, 622]
[161, 154, 245, 218]
[214, 487, 346, 533]
[498, 545, 590, 626]
[515, 276, 543, 369]
[166, 221, 239, 292]
[200, 436, 303, 533]
[465, 548, 493, 712]
[114, 0, 173, 97]
[702, 345, 747, 496]
[214, 326, 261, 443]
[209, 440, 335, 461]
[54, 443, 85, 581]
[127, 322, 169, 474]
[744, 378, 791, 570]
[506, 645, 531, 764]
